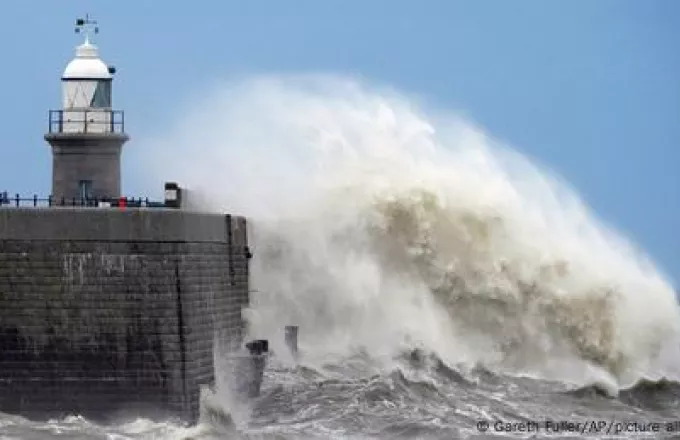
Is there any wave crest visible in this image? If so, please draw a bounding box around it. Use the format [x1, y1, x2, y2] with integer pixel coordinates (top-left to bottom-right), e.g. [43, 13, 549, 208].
[137, 74, 680, 388]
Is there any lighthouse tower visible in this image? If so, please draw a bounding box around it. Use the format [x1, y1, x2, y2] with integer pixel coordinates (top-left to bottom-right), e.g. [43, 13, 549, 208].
[45, 16, 128, 203]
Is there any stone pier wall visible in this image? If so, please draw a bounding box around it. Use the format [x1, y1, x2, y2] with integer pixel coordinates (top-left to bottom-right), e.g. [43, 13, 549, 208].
[0, 208, 250, 423]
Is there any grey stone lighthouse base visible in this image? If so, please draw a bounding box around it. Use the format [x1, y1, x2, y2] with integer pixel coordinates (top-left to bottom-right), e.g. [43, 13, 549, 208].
[45, 131, 129, 202]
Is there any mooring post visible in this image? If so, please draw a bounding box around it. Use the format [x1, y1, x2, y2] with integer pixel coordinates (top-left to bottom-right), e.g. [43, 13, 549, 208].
[284, 325, 299, 359]
[244, 339, 269, 398]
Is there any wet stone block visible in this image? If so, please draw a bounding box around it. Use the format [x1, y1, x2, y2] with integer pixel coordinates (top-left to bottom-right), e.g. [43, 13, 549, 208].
[0, 211, 250, 424]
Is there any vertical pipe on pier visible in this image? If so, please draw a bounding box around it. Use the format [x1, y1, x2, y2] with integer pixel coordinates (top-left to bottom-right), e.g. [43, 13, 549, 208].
[284, 325, 299, 360]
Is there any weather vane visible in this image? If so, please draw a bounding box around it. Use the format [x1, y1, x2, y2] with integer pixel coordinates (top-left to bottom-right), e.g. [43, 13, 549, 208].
[74, 14, 99, 41]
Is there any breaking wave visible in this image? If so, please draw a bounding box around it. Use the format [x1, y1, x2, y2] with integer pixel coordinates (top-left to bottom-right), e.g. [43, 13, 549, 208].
[138, 74, 680, 392]
[569, 377, 680, 409]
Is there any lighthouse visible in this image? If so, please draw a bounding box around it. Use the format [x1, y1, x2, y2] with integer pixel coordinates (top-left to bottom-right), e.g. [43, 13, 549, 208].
[0, 15, 257, 424]
[45, 16, 128, 203]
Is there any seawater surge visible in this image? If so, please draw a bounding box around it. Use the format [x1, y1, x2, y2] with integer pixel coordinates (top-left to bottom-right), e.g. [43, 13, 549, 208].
[139, 74, 680, 391]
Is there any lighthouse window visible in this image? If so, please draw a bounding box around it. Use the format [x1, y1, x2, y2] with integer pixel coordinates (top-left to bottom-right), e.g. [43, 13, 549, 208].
[90, 80, 112, 108]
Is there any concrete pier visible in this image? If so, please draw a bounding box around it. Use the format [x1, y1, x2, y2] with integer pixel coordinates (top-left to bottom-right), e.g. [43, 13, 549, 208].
[0, 208, 251, 423]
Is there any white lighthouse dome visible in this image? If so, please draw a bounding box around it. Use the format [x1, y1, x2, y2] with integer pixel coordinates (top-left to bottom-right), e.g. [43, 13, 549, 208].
[62, 39, 111, 79]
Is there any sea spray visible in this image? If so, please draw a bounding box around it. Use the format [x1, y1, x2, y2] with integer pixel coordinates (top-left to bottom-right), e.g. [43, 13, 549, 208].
[136, 74, 680, 389]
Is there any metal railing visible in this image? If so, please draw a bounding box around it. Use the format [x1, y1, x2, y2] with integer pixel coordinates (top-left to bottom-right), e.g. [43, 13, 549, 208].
[0, 192, 168, 208]
[47, 109, 125, 134]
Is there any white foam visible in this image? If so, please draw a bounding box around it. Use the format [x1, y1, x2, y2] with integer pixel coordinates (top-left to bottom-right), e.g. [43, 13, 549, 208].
[135, 74, 680, 388]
